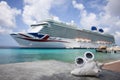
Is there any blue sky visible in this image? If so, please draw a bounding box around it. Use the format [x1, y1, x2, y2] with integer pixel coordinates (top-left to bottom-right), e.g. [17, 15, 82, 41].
[0, 0, 120, 46]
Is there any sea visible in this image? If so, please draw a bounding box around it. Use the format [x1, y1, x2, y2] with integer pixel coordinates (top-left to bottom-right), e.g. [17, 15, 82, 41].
[0, 48, 120, 64]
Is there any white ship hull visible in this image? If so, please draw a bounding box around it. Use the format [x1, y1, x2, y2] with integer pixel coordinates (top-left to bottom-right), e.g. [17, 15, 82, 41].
[10, 33, 108, 48]
[11, 34, 66, 48]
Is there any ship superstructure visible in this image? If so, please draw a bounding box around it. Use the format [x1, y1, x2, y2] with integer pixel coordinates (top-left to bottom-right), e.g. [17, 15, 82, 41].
[11, 19, 115, 48]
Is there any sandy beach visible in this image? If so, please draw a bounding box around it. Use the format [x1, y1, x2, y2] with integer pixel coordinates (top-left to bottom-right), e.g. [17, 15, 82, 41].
[0, 60, 120, 80]
[102, 60, 120, 72]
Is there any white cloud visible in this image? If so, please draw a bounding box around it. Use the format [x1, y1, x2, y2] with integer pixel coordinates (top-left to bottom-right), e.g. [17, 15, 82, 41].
[72, 0, 99, 29]
[0, 26, 12, 33]
[98, 0, 120, 34]
[52, 16, 60, 22]
[0, 1, 21, 33]
[80, 12, 99, 29]
[72, 0, 84, 10]
[72, 0, 120, 45]
[22, 0, 66, 25]
[22, 0, 52, 25]
[105, 0, 120, 17]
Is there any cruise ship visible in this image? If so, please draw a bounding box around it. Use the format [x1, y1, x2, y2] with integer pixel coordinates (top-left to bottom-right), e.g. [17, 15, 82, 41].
[10, 19, 115, 48]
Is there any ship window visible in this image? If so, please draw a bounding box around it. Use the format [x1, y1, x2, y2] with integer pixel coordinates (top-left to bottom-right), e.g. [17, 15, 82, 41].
[31, 23, 49, 27]
[28, 26, 43, 33]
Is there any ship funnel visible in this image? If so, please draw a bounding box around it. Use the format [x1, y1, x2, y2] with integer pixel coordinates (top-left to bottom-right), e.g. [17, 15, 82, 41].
[99, 28, 104, 33]
[91, 26, 97, 31]
[84, 51, 94, 61]
[75, 57, 86, 67]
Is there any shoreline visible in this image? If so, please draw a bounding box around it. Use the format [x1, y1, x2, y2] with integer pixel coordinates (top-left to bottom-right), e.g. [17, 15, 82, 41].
[0, 46, 96, 49]
[0, 60, 120, 80]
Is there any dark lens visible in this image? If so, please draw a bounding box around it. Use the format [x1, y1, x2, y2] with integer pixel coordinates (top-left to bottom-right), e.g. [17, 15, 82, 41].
[76, 58, 84, 64]
[86, 53, 93, 58]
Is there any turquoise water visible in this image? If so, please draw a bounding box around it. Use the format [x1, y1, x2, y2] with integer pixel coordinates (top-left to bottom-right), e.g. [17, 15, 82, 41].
[0, 48, 120, 64]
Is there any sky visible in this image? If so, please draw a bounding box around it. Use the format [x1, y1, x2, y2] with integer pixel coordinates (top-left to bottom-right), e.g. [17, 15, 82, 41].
[0, 0, 120, 46]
